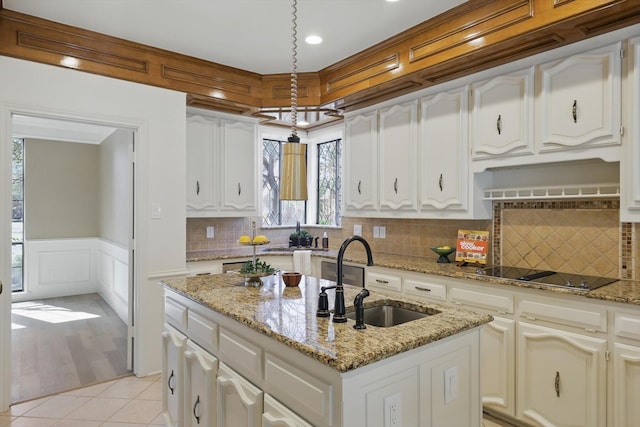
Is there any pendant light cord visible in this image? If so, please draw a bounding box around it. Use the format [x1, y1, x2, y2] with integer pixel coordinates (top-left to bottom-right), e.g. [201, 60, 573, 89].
[290, 0, 298, 140]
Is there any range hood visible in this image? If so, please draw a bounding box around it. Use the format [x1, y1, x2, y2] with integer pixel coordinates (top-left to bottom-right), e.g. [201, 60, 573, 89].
[481, 159, 620, 201]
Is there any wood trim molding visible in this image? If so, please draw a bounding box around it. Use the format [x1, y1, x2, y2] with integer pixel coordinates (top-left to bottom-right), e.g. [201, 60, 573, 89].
[0, 0, 638, 117]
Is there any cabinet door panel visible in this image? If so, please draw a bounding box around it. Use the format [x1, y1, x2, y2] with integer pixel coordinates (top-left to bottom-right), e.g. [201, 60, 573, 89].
[185, 341, 218, 427]
[187, 116, 217, 211]
[344, 112, 378, 211]
[420, 88, 468, 211]
[162, 326, 187, 427]
[379, 101, 418, 211]
[262, 394, 313, 427]
[217, 363, 263, 427]
[517, 322, 606, 427]
[538, 43, 621, 151]
[481, 317, 515, 416]
[613, 342, 640, 427]
[220, 119, 257, 213]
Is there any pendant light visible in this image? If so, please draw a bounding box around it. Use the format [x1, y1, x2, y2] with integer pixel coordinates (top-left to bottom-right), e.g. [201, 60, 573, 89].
[280, 0, 308, 201]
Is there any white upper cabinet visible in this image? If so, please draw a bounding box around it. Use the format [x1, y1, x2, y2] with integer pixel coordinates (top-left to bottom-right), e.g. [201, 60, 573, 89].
[420, 87, 469, 211]
[622, 36, 640, 221]
[378, 100, 418, 211]
[537, 42, 622, 152]
[186, 111, 258, 217]
[344, 111, 378, 211]
[471, 68, 534, 159]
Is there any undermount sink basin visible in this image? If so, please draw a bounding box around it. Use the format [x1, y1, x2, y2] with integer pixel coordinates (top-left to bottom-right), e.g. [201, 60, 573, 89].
[346, 301, 439, 327]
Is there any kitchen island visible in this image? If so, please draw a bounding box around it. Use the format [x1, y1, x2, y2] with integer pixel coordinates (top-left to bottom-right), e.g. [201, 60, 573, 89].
[161, 272, 492, 427]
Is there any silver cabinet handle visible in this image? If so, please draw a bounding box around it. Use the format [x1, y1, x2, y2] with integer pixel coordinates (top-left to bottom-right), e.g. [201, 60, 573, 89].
[193, 395, 201, 424]
[572, 100, 577, 123]
[439, 174, 443, 191]
[497, 114, 502, 135]
[196, 180, 200, 196]
[238, 182, 241, 196]
[394, 178, 398, 194]
[554, 371, 560, 397]
[167, 369, 176, 395]
[357, 180, 362, 195]
[415, 286, 432, 292]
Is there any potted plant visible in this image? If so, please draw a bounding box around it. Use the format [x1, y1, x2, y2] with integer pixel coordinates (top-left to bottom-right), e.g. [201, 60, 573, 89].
[289, 229, 313, 247]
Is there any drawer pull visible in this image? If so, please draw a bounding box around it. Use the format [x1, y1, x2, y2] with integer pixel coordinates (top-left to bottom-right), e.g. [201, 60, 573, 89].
[193, 395, 201, 424]
[415, 286, 432, 292]
[554, 371, 560, 397]
[375, 279, 389, 284]
[168, 369, 176, 395]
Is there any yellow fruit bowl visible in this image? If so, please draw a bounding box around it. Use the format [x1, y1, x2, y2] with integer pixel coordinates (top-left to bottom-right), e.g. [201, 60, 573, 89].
[430, 246, 455, 263]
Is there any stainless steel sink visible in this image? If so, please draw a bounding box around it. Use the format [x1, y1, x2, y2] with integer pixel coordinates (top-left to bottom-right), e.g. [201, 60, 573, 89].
[346, 301, 439, 327]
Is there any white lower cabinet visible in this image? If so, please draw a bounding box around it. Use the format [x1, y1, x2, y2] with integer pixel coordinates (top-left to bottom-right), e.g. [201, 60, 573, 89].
[612, 342, 640, 427]
[263, 394, 313, 427]
[517, 322, 607, 427]
[184, 341, 218, 427]
[217, 362, 263, 427]
[481, 317, 516, 416]
[162, 325, 187, 427]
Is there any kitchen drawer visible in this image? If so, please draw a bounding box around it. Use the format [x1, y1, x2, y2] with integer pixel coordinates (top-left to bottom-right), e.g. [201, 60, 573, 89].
[519, 298, 606, 332]
[366, 270, 402, 293]
[165, 296, 188, 331]
[450, 287, 514, 314]
[403, 277, 446, 302]
[614, 311, 640, 341]
[219, 327, 263, 385]
[188, 309, 218, 354]
[264, 354, 333, 427]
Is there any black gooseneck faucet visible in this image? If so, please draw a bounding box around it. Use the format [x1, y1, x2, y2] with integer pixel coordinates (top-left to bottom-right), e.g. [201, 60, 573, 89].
[332, 235, 374, 323]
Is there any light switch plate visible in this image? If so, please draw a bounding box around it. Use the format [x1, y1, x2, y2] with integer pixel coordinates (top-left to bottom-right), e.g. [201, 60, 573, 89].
[354, 224, 362, 236]
[206, 226, 214, 239]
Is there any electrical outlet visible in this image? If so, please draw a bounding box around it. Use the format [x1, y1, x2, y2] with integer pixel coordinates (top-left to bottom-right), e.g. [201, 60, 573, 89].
[384, 393, 401, 427]
[373, 226, 380, 238]
[206, 226, 214, 239]
[379, 226, 386, 239]
[444, 366, 458, 404]
[353, 224, 362, 236]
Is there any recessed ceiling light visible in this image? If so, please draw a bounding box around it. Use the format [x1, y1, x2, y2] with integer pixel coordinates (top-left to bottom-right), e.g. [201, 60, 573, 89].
[305, 35, 323, 45]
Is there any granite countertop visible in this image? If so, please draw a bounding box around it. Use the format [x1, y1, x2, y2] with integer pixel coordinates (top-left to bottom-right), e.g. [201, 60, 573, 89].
[161, 273, 492, 372]
[186, 249, 640, 306]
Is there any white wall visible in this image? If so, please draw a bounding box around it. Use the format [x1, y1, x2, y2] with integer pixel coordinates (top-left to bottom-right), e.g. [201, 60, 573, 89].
[0, 56, 187, 410]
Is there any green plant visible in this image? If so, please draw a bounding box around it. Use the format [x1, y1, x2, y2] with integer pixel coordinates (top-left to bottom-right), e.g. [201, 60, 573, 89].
[240, 258, 273, 274]
[290, 229, 312, 239]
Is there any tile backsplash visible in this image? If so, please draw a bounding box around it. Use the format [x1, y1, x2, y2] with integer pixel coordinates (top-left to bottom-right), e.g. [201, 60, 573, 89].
[187, 198, 635, 280]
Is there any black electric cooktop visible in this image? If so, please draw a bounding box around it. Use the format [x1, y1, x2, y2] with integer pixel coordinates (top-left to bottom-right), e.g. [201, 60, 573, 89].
[478, 266, 617, 291]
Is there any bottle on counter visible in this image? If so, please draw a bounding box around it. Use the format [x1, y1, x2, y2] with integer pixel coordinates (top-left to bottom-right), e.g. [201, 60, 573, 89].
[322, 232, 329, 249]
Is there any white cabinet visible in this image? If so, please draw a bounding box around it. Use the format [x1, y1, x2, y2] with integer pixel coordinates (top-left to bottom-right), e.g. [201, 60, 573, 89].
[344, 111, 378, 212]
[162, 326, 187, 427]
[365, 268, 402, 294]
[184, 341, 218, 427]
[419, 87, 469, 212]
[378, 101, 418, 211]
[481, 317, 516, 416]
[186, 111, 258, 217]
[622, 36, 640, 220]
[537, 42, 622, 152]
[471, 68, 534, 159]
[517, 322, 607, 427]
[263, 394, 313, 427]
[402, 272, 447, 302]
[612, 310, 640, 427]
[217, 362, 263, 427]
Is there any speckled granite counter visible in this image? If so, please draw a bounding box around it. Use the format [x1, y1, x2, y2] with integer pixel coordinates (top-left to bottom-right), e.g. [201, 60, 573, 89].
[161, 273, 492, 372]
[187, 249, 640, 306]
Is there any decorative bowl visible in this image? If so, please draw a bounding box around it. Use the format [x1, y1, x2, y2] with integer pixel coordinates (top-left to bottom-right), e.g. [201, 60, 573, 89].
[282, 271, 302, 287]
[430, 246, 456, 263]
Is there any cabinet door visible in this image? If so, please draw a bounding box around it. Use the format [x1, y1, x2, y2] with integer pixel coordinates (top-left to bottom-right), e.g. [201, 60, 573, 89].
[220, 119, 257, 213]
[217, 362, 263, 427]
[187, 115, 217, 212]
[420, 87, 468, 211]
[471, 68, 534, 159]
[184, 341, 218, 427]
[537, 42, 621, 151]
[612, 342, 640, 427]
[379, 101, 418, 211]
[517, 322, 607, 427]
[344, 112, 378, 211]
[262, 393, 313, 427]
[481, 317, 516, 417]
[622, 36, 640, 220]
[162, 326, 187, 427]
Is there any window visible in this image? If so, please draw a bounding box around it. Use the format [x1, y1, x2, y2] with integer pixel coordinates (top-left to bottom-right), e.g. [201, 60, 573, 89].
[317, 139, 341, 226]
[12, 138, 24, 292]
[262, 139, 306, 226]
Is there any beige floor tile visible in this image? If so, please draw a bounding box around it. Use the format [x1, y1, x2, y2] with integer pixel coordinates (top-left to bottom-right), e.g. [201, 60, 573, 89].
[135, 381, 161, 401]
[6, 417, 58, 427]
[23, 396, 90, 419]
[0, 415, 15, 427]
[59, 380, 119, 398]
[51, 420, 102, 427]
[107, 399, 162, 424]
[64, 397, 129, 421]
[98, 379, 153, 400]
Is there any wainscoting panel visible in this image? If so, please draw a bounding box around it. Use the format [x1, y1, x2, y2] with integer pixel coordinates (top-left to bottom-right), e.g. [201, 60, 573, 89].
[97, 240, 129, 323]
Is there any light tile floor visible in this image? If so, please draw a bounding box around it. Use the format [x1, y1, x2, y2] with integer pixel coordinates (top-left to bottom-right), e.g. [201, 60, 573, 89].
[0, 373, 515, 427]
[0, 374, 163, 427]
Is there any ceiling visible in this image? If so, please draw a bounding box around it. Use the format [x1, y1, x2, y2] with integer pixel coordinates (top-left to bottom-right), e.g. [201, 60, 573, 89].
[3, 0, 466, 74]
